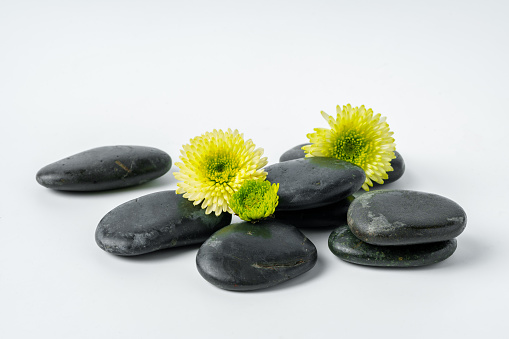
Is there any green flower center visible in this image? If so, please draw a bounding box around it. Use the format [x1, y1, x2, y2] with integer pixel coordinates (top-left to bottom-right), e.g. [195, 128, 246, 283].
[332, 131, 370, 166]
[205, 153, 238, 183]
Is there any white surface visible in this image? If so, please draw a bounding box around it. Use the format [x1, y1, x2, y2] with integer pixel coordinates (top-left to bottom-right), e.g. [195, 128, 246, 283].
[1, 0, 508, 338]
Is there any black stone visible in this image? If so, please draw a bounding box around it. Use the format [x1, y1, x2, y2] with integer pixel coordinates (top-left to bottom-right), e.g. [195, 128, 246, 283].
[279, 143, 405, 186]
[95, 190, 232, 256]
[348, 190, 467, 246]
[196, 220, 317, 291]
[275, 196, 354, 228]
[266, 157, 365, 211]
[373, 150, 405, 186]
[328, 225, 457, 267]
[36, 145, 172, 191]
[279, 143, 309, 162]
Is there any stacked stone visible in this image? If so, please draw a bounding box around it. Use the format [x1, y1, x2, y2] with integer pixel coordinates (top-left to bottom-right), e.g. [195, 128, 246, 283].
[279, 143, 466, 267]
[274, 143, 406, 229]
[279, 143, 406, 187]
[329, 190, 466, 267]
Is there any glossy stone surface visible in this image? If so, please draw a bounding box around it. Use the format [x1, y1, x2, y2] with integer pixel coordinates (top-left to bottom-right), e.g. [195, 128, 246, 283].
[329, 225, 457, 267]
[279, 143, 405, 186]
[348, 190, 467, 246]
[265, 157, 365, 211]
[196, 220, 317, 291]
[95, 190, 232, 256]
[279, 143, 309, 162]
[275, 196, 354, 228]
[36, 145, 171, 191]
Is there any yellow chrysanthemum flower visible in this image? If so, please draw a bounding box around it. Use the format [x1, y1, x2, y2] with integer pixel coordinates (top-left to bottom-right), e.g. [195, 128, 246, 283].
[174, 129, 268, 216]
[303, 104, 396, 191]
[230, 179, 279, 222]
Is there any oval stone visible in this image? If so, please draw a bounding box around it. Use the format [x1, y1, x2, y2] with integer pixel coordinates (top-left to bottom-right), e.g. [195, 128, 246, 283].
[279, 143, 308, 162]
[196, 220, 317, 291]
[279, 143, 405, 186]
[275, 196, 354, 228]
[266, 157, 365, 210]
[95, 190, 232, 256]
[329, 225, 457, 267]
[348, 190, 467, 246]
[36, 145, 172, 191]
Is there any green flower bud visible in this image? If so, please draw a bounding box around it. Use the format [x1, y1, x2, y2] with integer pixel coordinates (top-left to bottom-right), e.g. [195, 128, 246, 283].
[229, 179, 279, 222]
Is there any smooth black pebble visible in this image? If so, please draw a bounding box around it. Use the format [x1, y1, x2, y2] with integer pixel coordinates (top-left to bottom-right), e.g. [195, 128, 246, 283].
[196, 220, 317, 291]
[279, 143, 405, 186]
[36, 145, 171, 191]
[275, 196, 354, 228]
[348, 189, 467, 246]
[95, 190, 232, 256]
[373, 150, 405, 186]
[266, 157, 365, 210]
[329, 225, 457, 267]
[279, 143, 308, 162]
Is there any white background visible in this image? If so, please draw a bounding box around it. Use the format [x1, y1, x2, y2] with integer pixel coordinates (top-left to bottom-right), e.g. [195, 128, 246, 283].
[1, 0, 508, 338]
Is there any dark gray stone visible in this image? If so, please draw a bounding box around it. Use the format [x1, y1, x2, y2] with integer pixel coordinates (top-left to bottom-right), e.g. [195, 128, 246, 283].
[348, 190, 467, 246]
[266, 157, 365, 211]
[373, 150, 405, 186]
[95, 190, 232, 256]
[196, 220, 317, 291]
[275, 196, 354, 228]
[329, 225, 457, 267]
[279, 143, 309, 162]
[279, 143, 405, 186]
[36, 145, 172, 191]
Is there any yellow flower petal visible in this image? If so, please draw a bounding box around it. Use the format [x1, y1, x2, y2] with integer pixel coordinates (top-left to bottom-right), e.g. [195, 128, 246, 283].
[304, 104, 396, 191]
[173, 129, 268, 215]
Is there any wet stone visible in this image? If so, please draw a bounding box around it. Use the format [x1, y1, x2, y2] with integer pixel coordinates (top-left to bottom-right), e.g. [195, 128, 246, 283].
[265, 157, 365, 211]
[95, 190, 232, 256]
[328, 225, 457, 267]
[279, 143, 405, 186]
[196, 220, 317, 291]
[348, 190, 467, 246]
[36, 145, 172, 191]
[275, 196, 354, 228]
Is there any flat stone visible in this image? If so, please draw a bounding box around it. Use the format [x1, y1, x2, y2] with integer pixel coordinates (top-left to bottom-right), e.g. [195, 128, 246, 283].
[266, 157, 365, 210]
[196, 220, 317, 291]
[275, 196, 354, 228]
[348, 190, 467, 246]
[279, 143, 405, 186]
[329, 225, 457, 267]
[95, 190, 232, 256]
[36, 145, 172, 191]
[279, 143, 308, 162]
